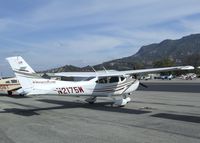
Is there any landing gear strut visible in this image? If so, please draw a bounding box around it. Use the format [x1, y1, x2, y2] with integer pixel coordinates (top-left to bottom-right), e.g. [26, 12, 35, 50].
[122, 94, 131, 103]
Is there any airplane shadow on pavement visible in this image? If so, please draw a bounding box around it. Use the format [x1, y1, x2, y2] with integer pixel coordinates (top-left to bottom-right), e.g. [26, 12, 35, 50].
[0, 99, 151, 116]
[0, 94, 30, 98]
[151, 113, 200, 124]
[1, 99, 200, 124]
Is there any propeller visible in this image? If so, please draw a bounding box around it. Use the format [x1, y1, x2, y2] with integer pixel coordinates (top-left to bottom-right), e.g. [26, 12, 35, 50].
[139, 82, 148, 88]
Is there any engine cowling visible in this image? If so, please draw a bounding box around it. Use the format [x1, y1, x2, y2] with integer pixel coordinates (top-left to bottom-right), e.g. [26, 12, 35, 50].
[124, 80, 139, 94]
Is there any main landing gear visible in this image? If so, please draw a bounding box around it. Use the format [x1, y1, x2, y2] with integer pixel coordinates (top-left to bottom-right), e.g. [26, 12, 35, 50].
[85, 96, 97, 104]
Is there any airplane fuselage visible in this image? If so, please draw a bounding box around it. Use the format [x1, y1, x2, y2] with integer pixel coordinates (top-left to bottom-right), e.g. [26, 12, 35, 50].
[27, 76, 139, 97]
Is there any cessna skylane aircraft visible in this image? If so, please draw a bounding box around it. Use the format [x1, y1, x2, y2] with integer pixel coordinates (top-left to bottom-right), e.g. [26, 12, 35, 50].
[6, 56, 194, 106]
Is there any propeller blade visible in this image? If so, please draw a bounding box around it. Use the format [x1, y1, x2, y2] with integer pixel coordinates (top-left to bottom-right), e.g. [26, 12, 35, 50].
[133, 74, 137, 79]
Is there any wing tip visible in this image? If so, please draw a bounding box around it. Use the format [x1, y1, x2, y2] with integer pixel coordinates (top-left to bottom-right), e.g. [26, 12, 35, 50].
[180, 66, 194, 70]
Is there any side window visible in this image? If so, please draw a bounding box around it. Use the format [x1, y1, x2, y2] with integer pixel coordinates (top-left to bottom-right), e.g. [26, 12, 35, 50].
[11, 80, 17, 83]
[6, 81, 10, 84]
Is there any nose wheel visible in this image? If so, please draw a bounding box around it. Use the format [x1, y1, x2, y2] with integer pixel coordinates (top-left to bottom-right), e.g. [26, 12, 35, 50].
[113, 95, 132, 107]
[122, 94, 131, 103]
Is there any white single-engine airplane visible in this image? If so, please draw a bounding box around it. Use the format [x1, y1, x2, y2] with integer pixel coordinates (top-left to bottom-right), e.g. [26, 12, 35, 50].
[6, 56, 194, 106]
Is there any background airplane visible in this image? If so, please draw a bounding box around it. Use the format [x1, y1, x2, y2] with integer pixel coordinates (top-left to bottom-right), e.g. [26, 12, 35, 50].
[6, 56, 194, 106]
[0, 77, 21, 95]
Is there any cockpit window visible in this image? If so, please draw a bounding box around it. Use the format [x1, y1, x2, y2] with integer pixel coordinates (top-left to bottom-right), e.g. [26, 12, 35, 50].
[96, 77, 107, 84]
[109, 76, 119, 83]
[96, 76, 119, 84]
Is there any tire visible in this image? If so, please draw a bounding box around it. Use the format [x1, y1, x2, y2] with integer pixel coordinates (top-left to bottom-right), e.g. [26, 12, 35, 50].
[7, 91, 12, 96]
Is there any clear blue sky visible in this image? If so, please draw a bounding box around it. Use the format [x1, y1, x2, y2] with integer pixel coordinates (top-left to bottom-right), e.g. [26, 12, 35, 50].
[1, 0, 200, 76]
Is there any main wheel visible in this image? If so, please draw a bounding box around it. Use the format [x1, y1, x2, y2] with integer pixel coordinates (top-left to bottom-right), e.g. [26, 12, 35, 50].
[7, 91, 12, 96]
[88, 101, 95, 104]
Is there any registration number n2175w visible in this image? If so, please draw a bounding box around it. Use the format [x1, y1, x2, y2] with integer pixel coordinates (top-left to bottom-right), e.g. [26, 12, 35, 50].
[56, 87, 84, 95]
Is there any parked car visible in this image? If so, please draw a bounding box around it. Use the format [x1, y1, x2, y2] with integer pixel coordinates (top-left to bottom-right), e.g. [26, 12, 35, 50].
[160, 74, 173, 80]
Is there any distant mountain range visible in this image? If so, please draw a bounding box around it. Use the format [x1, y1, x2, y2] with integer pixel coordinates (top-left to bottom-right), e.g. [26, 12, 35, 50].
[44, 33, 200, 73]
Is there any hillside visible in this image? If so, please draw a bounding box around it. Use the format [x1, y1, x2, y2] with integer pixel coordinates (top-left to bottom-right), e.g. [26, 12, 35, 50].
[132, 34, 200, 65]
[44, 34, 200, 72]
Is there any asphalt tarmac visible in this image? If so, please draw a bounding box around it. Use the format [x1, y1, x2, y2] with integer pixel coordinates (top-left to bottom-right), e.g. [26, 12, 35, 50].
[138, 79, 200, 93]
[0, 80, 200, 143]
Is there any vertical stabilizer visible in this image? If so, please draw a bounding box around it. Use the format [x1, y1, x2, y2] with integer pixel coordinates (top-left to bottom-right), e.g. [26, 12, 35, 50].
[6, 56, 39, 94]
[6, 56, 35, 73]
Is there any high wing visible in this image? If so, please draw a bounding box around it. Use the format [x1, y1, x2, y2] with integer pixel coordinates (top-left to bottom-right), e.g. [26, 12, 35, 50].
[54, 71, 114, 77]
[54, 66, 194, 77]
[120, 66, 194, 75]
